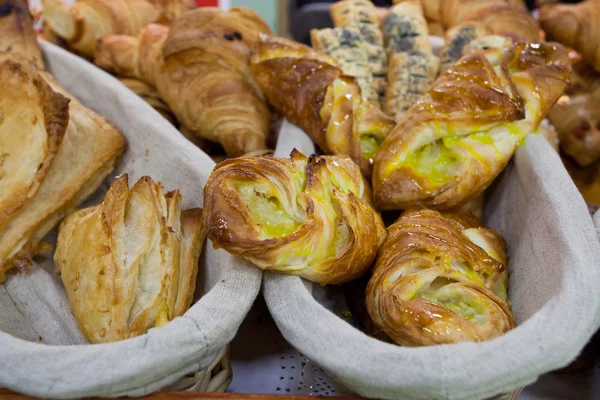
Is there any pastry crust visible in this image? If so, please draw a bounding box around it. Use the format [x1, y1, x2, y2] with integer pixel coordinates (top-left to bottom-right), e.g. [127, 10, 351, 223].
[366, 209, 514, 347]
[55, 175, 205, 343]
[372, 39, 571, 210]
[0, 54, 70, 231]
[252, 35, 395, 177]
[439, 22, 491, 72]
[94, 8, 272, 157]
[203, 150, 387, 285]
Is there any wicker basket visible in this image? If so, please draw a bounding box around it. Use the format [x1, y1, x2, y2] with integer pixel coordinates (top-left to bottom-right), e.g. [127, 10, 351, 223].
[166, 346, 233, 393]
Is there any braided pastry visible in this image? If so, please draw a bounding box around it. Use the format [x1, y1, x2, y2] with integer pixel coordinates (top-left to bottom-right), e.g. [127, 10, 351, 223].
[203, 150, 387, 285]
[94, 8, 272, 157]
[55, 175, 205, 343]
[251, 35, 395, 177]
[373, 38, 571, 210]
[366, 209, 514, 346]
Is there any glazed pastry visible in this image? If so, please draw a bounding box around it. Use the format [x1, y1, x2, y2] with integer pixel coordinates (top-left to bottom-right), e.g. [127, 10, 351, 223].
[462, 4, 539, 43]
[330, 0, 387, 101]
[310, 27, 379, 104]
[373, 37, 571, 210]
[203, 150, 387, 285]
[439, 23, 490, 72]
[55, 175, 205, 343]
[0, 54, 69, 232]
[549, 94, 600, 167]
[94, 8, 272, 157]
[540, 0, 600, 72]
[118, 77, 178, 126]
[0, 0, 126, 279]
[251, 35, 396, 176]
[382, 1, 439, 121]
[366, 209, 514, 346]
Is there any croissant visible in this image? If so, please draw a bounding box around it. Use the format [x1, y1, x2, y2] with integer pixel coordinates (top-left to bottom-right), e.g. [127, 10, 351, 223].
[0, 0, 126, 280]
[55, 175, 205, 343]
[382, 1, 439, 121]
[251, 35, 395, 176]
[366, 209, 514, 346]
[203, 150, 387, 285]
[330, 0, 387, 101]
[373, 38, 571, 210]
[310, 27, 379, 104]
[549, 93, 600, 167]
[540, 0, 600, 72]
[94, 8, 272, 157]
[118, 77, 178, 126]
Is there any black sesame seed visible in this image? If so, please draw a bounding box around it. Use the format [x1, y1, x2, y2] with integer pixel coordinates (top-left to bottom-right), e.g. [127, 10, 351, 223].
[0, 4, 14, 17]
[233, 30, 243, 40]
[224, 33, 234, 41]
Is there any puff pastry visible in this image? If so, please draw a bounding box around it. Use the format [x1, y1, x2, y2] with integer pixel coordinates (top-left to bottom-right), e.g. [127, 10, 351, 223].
[55, 175, 205, 343]
[118, 77, 178, 126]
[0, 1, 126, 279]
[373, 38, 571, 210]
[251, 35, 395, 177]
[203, 150, 387, 285]
[94, 8, 272, 157]
[366, 209, 514, 346]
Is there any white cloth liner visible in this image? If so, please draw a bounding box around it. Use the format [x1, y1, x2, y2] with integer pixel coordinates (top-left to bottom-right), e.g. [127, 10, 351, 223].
[266, 118, 600, 398]
[0, 41, 262, 399]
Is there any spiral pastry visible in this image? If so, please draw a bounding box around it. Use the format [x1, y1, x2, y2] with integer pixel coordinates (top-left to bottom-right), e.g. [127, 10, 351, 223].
[373, 37, 571, 210]
[203, 150, 387, 285]
[366, 209, 514, 346]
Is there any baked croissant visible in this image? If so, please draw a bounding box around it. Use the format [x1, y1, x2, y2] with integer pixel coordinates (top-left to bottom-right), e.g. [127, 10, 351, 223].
[0, 0, 126, 279]
[540, 0, 600, 72]
[549, 93, 600, 167]
[118, 77, 178, 126]
[366, 209, 514, 346]
[94, 8, 272, 157]
[203, 150, 387, 285]
[251, 35, 395, 176]
[55, 175, 205, 343]
[330, 0, 387, 101]
[0, 54, 69, 231]
[382, 1, 439, 121]
[372, 37, 571, 210]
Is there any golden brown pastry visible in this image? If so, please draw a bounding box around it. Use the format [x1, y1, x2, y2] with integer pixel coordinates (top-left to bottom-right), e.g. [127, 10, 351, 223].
[94, 8, 272, 157]
[550, 93, 600, 167]
[55, 174, 205, 343]
[330, 0, 387, 101]
[382, 1, 439, 121]
[203, 150, 387, 285]
[118, 77, 178, 126]
[251, 35, 395, 177]
[310, 27, 379, 104]
[41, 0, 161, 57]
[462, 4, 540, 43]
[372, 38, 571, 210]
[0, 54, 69, 231]
[366, 209, 514, 346]
[439, 22, 490, 72]
[147, 0, 195, 24]
[0, 0, 126, 280]
[540, 0, 600, 72]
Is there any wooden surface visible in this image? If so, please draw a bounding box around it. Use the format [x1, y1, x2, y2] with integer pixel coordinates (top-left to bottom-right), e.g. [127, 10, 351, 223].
[0, 390, 362, 399]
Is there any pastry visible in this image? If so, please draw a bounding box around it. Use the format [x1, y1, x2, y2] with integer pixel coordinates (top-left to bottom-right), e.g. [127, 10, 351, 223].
[330, 0, 387, 101]
[203, 150, 387, 285]
[439, 23, 491, 72]
[55, 174, 205, 343]
[0, 0, 126, 280]
[94, 8, 272, 157]
[382, 1, 439, 121]
[540, 0, 600, 72]
[372, 37, 571, 210]
[310, 27, 379, 104]
[366, 209, 514, 346]
[118, 77, 178, 126]
[251, 35, 395, 177]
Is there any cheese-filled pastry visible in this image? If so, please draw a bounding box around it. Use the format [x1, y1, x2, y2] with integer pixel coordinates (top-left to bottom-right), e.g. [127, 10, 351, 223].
[330, 0, 387, 101]
[373, 37, 571, 210]
[311, 27, 379, 104]
[366, 209, 514, 346]
[0, 0, 126, 280]
[251, 35, 395, 177]
[55, 175, 205, 343]
[382, 1, 439, 121]
[203, 150, 387, 285]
